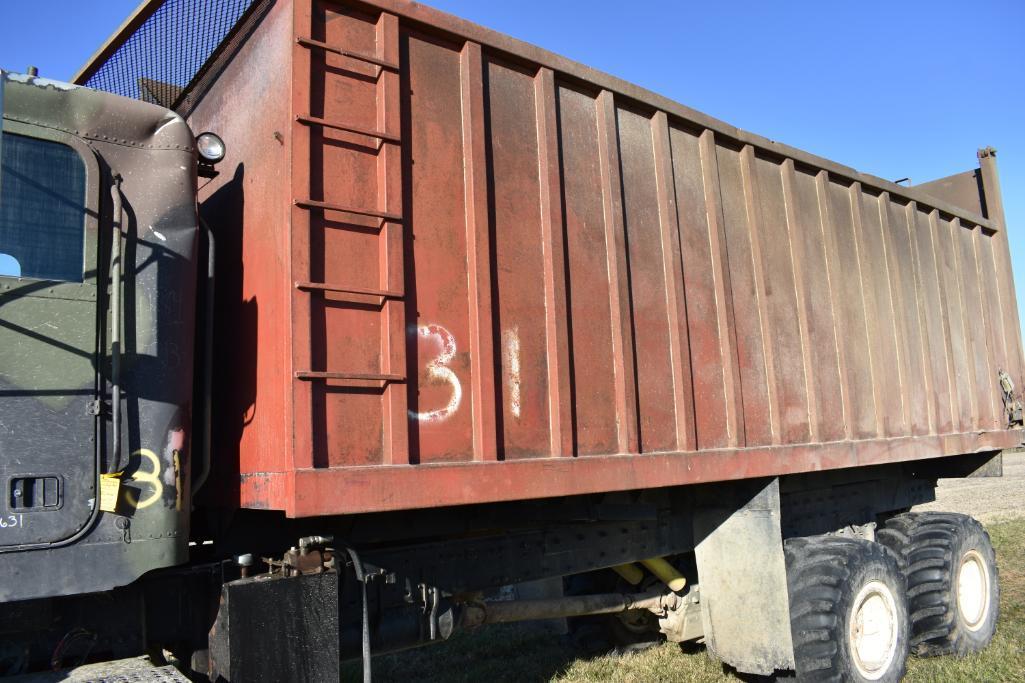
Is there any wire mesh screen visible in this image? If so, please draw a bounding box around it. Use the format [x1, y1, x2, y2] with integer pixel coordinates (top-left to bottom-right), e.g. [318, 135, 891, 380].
[82, 0, 258, 111]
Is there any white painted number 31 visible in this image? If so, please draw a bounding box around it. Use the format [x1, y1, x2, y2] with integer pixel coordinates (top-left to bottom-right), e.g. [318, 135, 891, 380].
[409, 324, 462, 423]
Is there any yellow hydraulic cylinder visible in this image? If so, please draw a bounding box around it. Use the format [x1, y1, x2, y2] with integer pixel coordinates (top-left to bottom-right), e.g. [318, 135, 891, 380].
[611, 563, 645, 586]
[641, 557, 687, 592]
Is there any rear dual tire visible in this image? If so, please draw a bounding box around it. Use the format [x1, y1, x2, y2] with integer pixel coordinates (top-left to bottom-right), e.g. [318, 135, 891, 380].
[785, 536, 909, 682]
[877, 512, 999, 657]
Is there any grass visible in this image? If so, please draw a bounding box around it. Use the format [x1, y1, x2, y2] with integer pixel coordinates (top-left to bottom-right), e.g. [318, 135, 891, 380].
[346, 517, 1025, 682]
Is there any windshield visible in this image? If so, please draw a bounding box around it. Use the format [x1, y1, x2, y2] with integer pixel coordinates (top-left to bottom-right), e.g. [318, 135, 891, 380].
[0, 131, 87, 282]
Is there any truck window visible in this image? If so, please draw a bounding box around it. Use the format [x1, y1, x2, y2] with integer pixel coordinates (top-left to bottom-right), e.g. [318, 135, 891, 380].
[0, 132, 86, 282]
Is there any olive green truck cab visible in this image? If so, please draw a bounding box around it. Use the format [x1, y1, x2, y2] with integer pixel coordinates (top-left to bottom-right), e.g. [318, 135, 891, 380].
[0, 70, 198, 599]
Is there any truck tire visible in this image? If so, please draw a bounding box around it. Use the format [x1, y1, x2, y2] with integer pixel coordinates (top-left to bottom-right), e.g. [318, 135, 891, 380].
[785, 536, 909, 682]
[876, 512, 999, 656]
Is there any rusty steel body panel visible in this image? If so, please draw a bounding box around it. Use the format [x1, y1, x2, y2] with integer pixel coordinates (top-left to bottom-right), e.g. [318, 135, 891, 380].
[188, 0, 1024, 517]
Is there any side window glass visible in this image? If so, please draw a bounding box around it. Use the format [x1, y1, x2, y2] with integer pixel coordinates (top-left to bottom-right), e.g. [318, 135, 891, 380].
[0, 132, 87, 282]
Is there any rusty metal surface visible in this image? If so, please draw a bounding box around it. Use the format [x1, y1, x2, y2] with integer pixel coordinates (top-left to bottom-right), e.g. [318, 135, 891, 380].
[189, 0, 295, 508]
[186, 0, 1025, 517]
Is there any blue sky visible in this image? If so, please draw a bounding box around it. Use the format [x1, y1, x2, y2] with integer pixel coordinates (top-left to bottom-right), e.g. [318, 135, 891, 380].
[3, 1, 1024, 335]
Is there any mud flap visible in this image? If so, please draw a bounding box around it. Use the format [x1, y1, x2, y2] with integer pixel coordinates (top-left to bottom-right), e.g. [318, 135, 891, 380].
[693, 478, 794, 675]
[208, 572, 339, 682]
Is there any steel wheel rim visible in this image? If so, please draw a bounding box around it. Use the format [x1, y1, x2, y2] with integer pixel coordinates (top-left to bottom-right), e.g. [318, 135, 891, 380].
[848, 579, 899, 680]
[958, 550, 990, 631]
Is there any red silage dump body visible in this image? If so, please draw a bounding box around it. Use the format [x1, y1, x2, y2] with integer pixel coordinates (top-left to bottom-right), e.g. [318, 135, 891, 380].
[190, 0, 1024, 517]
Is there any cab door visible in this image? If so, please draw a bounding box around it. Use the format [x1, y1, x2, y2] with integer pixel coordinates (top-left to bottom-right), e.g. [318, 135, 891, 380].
[0, 109, 102, 547]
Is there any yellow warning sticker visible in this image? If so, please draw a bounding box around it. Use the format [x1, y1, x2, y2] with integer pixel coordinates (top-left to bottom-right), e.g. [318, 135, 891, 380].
[99, 473, 121, 513]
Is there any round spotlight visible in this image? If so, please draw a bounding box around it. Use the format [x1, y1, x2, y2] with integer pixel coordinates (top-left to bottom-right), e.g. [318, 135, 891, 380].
[196, 132, 226, 164]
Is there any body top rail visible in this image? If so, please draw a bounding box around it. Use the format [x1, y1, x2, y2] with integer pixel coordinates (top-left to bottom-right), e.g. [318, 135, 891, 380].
[360, 0, 999, 232]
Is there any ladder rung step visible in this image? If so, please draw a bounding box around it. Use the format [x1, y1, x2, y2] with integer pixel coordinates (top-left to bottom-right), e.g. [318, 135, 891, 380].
[296, 37, 399, 71]
[296, 371, 405, 383]
[296, 281, 403, 301]
[296, 281, 402, 297]
[294, 199, 402, 223]
[297, 114, 400, 144]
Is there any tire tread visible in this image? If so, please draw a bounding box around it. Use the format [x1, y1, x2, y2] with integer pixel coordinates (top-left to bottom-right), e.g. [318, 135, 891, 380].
[877, 512, 999, 657]
[786, 536, 908, 681]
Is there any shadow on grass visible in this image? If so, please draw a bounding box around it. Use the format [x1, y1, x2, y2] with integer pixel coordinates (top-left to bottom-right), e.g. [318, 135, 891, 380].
[340, 624, 581, 683]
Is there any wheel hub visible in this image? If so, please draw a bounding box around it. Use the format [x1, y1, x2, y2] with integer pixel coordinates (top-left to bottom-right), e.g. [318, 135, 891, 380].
[848, 580, 899, 680]
[957, 550, 991, 631]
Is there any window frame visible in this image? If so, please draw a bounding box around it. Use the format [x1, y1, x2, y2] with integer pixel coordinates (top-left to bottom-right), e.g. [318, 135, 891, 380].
[0, 118, 101, 303]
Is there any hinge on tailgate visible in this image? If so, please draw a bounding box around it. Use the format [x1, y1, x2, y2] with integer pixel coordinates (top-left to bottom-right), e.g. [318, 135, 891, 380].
[998, 370, 1023, 426]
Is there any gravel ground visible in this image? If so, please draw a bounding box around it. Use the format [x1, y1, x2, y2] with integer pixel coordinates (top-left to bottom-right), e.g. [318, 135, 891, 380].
[914, 450, 1025, 522]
